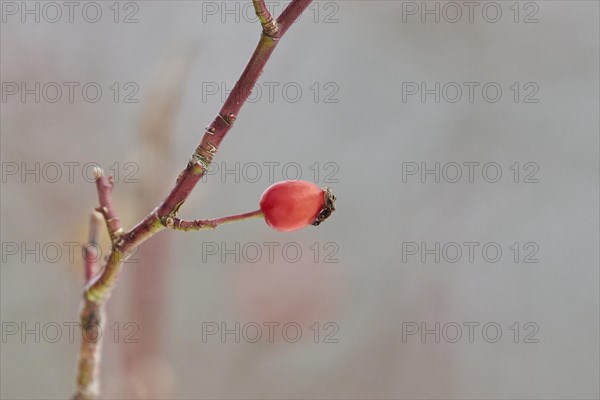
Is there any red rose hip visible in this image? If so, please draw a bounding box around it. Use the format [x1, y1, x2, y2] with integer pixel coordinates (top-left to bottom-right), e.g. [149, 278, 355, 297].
[259, 180, 336, 232]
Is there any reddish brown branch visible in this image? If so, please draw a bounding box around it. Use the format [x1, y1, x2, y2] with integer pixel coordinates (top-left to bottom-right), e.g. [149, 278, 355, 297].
[93, 168, 123, 244]
[85, 0, 313, 302]
[276, 0, 312, 36]
[74, 1, 314, 398]
[164, 209, 264, 231]
[253, 0, 278, 36]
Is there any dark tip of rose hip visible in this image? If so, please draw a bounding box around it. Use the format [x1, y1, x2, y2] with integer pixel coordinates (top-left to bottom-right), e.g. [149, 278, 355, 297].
[313, 187, 336, 226]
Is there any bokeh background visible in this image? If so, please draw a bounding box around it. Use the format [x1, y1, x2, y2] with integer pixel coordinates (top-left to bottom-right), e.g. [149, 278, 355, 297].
[1, 1, 599, 399]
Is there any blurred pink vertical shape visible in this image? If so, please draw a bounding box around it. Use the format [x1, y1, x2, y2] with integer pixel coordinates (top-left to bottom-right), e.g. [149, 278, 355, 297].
[121, 44, 197, 399]
[232, 242, 343, 339]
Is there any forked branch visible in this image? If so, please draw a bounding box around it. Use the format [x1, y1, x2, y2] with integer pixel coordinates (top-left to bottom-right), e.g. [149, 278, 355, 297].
[73, 1, 313, 398]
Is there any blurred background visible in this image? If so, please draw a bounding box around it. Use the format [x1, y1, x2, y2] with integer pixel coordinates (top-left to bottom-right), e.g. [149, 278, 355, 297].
[1, 1, 598, 399]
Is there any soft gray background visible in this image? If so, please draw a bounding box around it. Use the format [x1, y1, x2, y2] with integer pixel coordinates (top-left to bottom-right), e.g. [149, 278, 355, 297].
[1, 1, 599, 399]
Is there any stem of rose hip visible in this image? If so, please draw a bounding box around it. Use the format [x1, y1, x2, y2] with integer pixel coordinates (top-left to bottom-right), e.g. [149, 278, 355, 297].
[163, 209, 264, 231]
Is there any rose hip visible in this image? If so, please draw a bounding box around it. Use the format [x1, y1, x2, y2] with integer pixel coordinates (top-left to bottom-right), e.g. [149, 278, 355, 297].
[259, 180, 336, 232]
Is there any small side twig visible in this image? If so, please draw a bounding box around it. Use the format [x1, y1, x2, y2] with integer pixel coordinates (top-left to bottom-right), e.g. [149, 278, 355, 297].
[84, 212, 103, 282]
[92, 168, 123, 245]
[163, 209, 264, 231]
[253, 0, 278, 36]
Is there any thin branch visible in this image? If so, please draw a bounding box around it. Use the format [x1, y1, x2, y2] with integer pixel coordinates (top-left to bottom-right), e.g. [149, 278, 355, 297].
[92, 168, 123, 245]
[253, 0, 278, 36]
[74, 299, 104, 400]
[164, 209, 264, 231]
[74, 172, 122, 400]
[84, 212, 103, 282]
[276, 0, 312, 36]
[85, 169, 162, 303]
[74, 1, 314, 397]
[85, 0, 313, 302]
